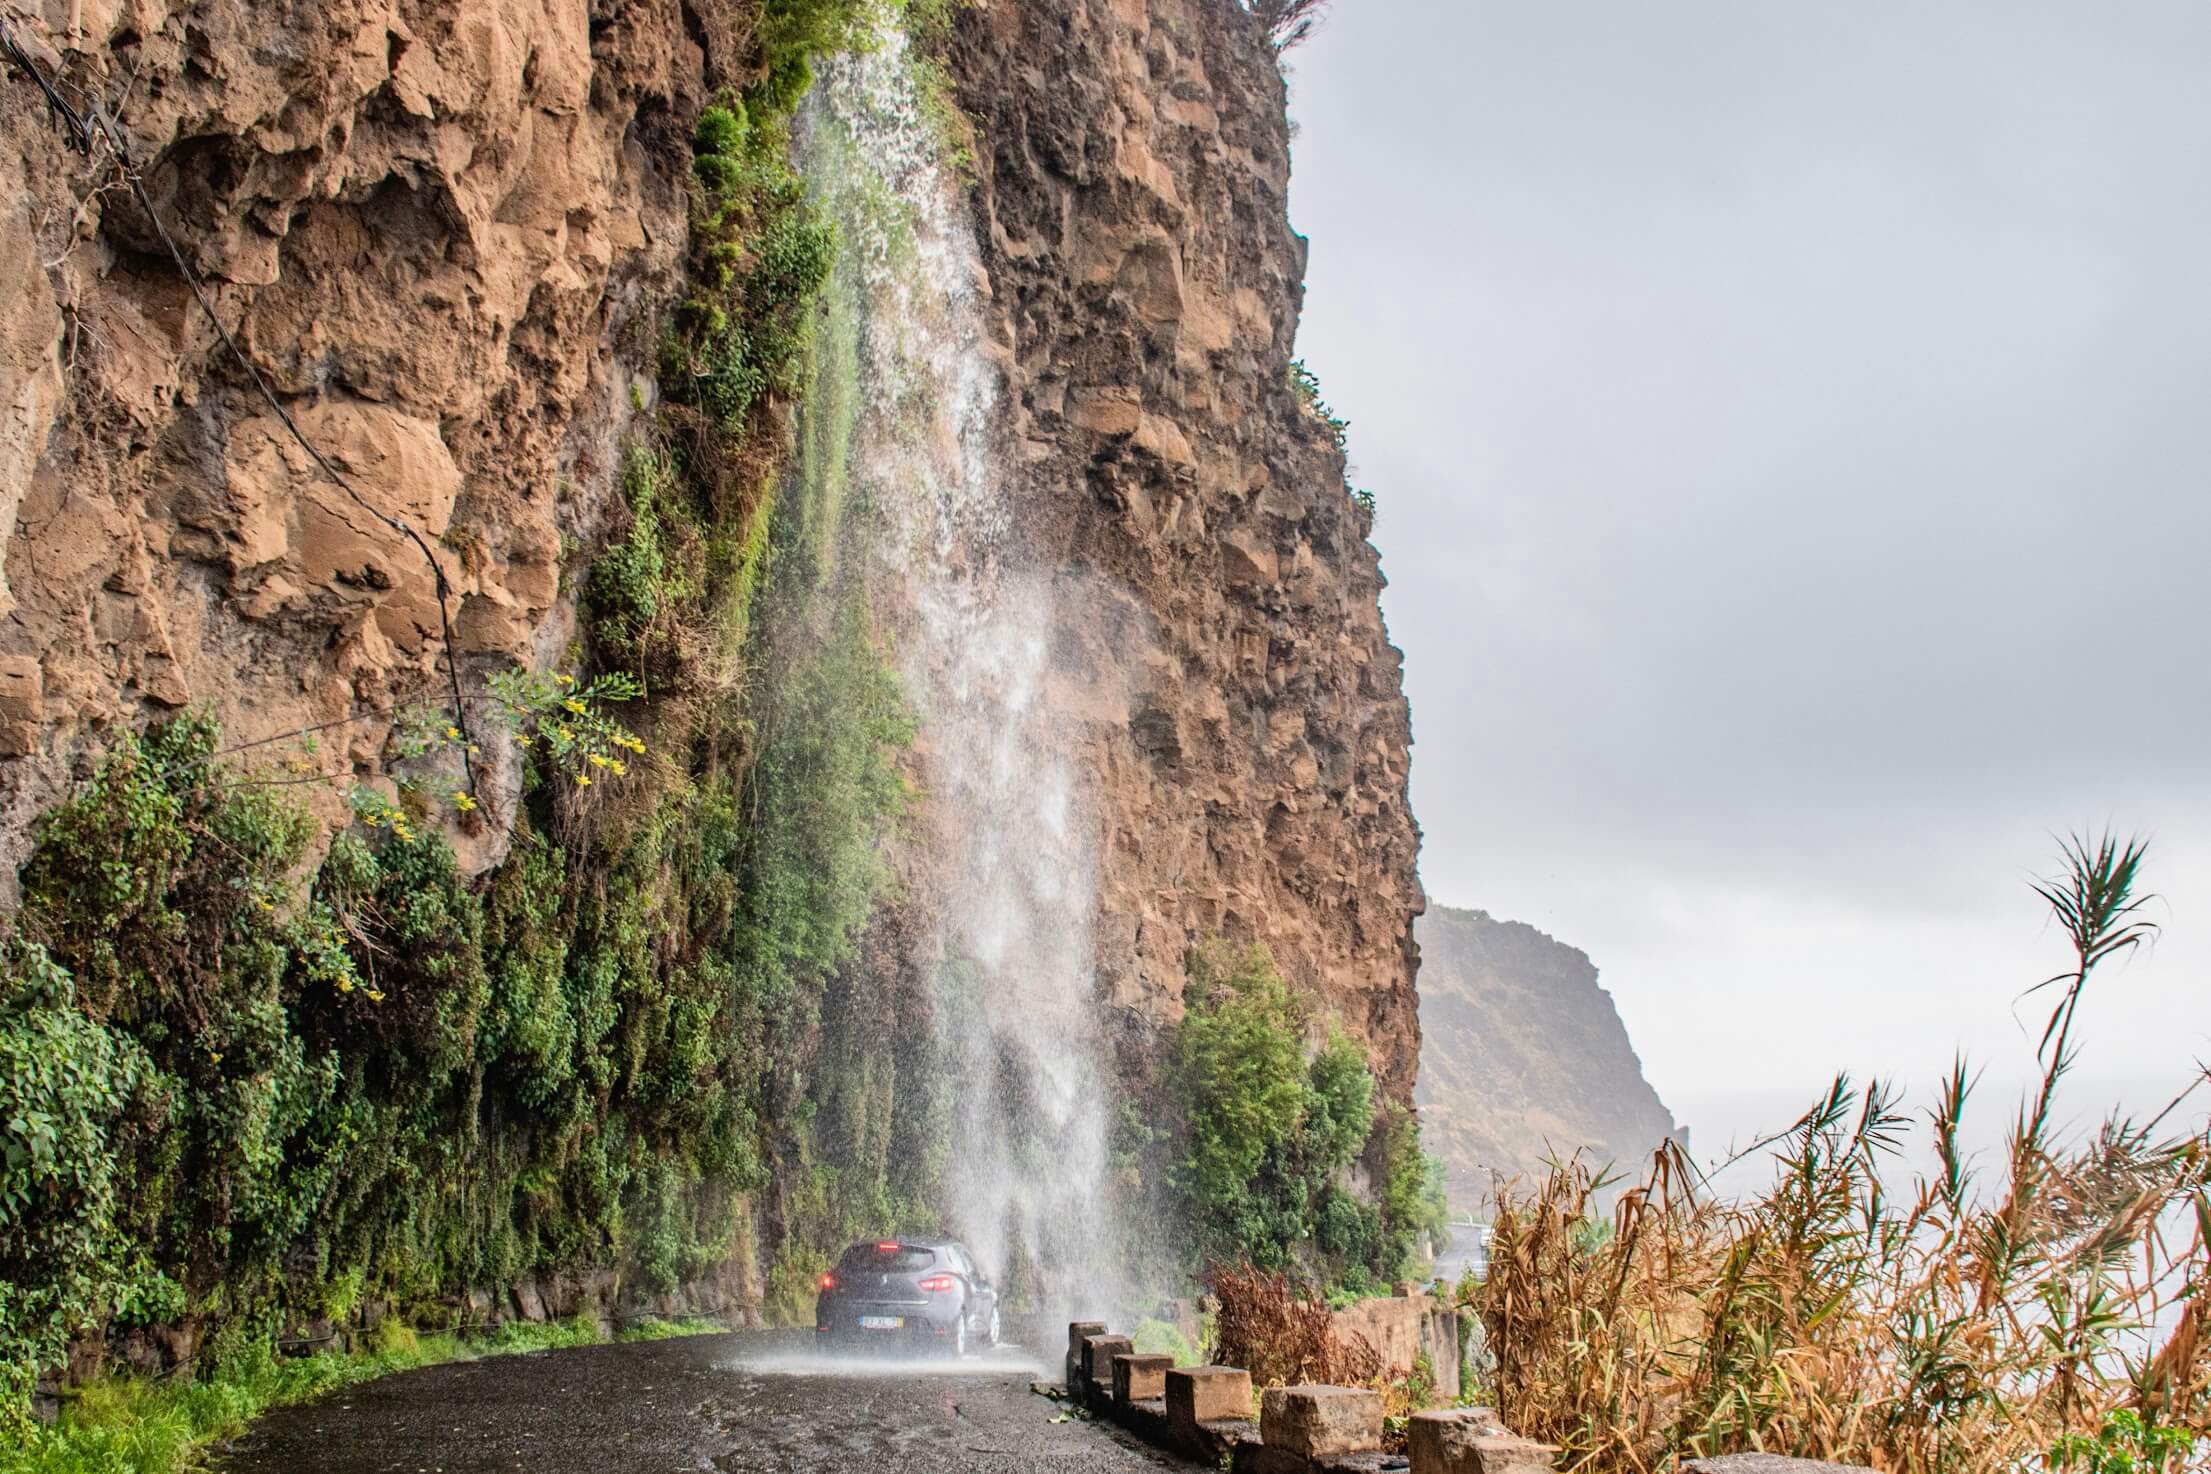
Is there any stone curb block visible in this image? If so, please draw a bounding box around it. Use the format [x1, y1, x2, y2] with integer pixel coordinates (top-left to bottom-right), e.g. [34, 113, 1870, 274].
[1167, 1364, 1254, 1426]
[1260, 1385, 1385, 1459]
[1065, 1320, 1106, 1393]
[1113, 1352, 1173, 1404]
[1080, 1334, 1133, 1409]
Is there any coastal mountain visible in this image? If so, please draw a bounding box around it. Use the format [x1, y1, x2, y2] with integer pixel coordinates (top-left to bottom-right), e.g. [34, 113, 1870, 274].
[1415, 905, 1682, 1208]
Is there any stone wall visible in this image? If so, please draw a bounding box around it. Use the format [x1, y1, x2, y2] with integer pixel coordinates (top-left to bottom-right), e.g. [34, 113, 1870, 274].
[1330, 1290, 1461, 1399]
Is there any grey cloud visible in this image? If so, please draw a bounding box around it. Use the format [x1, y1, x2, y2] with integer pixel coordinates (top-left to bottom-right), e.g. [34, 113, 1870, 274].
[1283, 0, 2211, 1122]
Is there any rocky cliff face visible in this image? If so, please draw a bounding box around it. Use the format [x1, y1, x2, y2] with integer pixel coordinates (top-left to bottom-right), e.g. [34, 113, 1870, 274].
[0, 0, 1422, 1089]
[0, 0, 731, 881]
[947, 0, 1425, 1096]
[1416, 905, 1681, 1207]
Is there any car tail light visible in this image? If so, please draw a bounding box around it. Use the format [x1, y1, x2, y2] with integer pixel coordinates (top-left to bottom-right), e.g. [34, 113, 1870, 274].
[818, 1273, 835, 1290]
[917, 1275, 954, 1292]
[876, 1241, 900, 1252]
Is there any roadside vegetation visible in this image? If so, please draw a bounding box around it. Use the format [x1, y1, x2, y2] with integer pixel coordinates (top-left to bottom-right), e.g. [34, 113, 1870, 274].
[1465, 835, 2208, 1473]
[0, 1316, 717, 1474]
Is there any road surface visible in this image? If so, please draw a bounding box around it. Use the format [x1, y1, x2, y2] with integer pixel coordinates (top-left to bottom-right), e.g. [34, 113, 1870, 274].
[216, 1330, 1198, 1474]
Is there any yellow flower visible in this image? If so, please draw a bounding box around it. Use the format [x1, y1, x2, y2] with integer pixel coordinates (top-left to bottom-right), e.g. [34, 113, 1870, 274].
[563, 698, 587, 714]
[338, 978, 355, 993]
[588, 753, 610, 768]
[609, 759, 627, 777]
[576, 773, 592, 787]
[209, 1051, 223, 1065]
[445, 725, 461, 740]
[454, 791, 478, 812]
[366, 990, 385, 1003]
[467, 744, 481, 755]
[556, 673, 576, 686]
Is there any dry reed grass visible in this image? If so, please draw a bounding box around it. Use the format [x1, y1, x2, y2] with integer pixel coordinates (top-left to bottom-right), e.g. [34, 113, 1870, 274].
[1473, 835, 2208, 1473]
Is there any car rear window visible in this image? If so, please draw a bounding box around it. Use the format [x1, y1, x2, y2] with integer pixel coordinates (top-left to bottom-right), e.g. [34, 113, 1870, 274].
[838, 1242, 936, 1272]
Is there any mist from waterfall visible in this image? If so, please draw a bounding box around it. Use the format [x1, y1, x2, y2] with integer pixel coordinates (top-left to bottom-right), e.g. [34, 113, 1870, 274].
[797, 27, 1128, 1321]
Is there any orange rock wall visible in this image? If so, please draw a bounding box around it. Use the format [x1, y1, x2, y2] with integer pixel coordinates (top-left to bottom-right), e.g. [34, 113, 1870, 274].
[949, 0, 1426, 1094]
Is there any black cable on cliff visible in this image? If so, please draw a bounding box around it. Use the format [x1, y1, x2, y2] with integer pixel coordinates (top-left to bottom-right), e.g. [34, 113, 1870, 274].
[1, 19, 481, 798]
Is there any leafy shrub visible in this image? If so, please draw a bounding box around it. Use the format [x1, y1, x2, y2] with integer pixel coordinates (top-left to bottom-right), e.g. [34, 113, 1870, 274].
[1132, 1317, 1198, 1366]
[751, 0, 878, 117]
[1241, 0, 1329, 52]
[0, 945, 148, 1431]
[1169, 942, 1436, 1285]
[2050, 1410, 2199, 1474]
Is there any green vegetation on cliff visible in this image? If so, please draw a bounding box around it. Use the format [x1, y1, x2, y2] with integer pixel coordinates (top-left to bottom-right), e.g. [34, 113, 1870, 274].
[1161, 943, 1446, 1292]
[0, 0, 923, 1439]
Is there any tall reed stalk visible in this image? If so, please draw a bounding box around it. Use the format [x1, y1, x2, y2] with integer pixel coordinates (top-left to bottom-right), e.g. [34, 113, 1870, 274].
[1474, 834, 2208, 1473]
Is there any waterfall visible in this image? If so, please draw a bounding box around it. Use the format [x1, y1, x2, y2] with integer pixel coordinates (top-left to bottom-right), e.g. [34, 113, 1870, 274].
[797, 28, 1126, 1320]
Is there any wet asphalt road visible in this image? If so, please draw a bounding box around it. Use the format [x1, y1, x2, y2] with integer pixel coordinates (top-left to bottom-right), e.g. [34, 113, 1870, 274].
[215, 1331, 1199, 1474]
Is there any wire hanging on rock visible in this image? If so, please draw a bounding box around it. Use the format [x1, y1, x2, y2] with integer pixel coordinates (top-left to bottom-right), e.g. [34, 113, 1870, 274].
[0, 18, 481, 798]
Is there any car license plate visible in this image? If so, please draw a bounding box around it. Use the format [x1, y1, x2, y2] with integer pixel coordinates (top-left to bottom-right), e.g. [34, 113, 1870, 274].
[859, 1316, 903, 1330]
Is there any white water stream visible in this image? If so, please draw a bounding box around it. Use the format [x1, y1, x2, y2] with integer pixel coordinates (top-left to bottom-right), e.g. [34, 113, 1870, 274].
[799, 30, 1127, 1321]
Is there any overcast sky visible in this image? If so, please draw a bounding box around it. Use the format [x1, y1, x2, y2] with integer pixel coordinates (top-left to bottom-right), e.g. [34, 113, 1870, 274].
[1284, 1, 2211, 1164]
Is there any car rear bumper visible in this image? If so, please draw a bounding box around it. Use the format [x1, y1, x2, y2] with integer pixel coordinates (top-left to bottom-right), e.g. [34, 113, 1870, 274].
[816, 1300, 963, 1346]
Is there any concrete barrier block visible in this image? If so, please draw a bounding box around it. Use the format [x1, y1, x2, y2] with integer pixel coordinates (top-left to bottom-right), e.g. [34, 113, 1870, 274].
[1066, 1320, 1106, 1388]
[1113, 1352, 1173, 1403]
[1407, 1412, 1556, 1474]
[1167, 1365, 1254, 1427]
[1260, 1384, 1385, 1458]
[1082, 1334, 1134, 1393]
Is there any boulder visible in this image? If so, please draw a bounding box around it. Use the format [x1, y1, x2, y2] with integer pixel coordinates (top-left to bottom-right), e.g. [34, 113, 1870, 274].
[1259, 1384, 1384, 1458]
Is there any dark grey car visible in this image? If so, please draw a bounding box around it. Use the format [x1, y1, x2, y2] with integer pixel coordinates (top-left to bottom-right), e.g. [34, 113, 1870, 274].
[814, 1238, 1002, 1355]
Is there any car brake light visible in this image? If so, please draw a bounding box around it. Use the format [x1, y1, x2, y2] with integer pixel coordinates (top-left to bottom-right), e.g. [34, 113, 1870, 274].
[818, 1273, 835, 1290]
[917, 1275, 954, 1292]
[876, 1241, 900, 1252]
